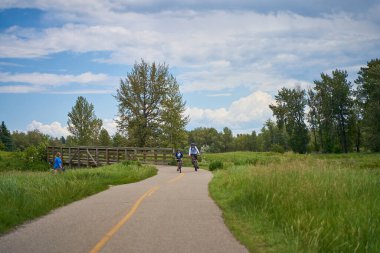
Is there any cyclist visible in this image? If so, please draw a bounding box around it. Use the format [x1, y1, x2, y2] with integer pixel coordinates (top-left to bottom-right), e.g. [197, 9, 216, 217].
[188, 143, 200, 171]
[174, 149, 183, 172]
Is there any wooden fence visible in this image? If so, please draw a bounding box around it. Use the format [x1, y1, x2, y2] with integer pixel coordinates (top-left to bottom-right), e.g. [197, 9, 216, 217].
[47, 146, 174, 168]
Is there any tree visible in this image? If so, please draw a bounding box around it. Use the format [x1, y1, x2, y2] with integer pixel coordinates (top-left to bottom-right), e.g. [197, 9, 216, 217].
[312, 70, 355, 153]
[12, 131, 28, 151]
[0, 121, 13, 151]
[330, 70, 353, 153]
[270, 87, 309, 153]
[307, 89, 321, 152]
[221, 127, 233, 152]
[188, 127, 223, 152]
[234, 134, 251, 151]
[60, 136, 66, 145]
[116, 59, 188, 147]
[98, 128, 111, 146]
[112, 132, 129, 147]
[67, 96, 103, 146]
[159, 75, 189, 149]
[27, 129, 49, 147]
[257, 120, 287, 152]
[356, 59, 380, 151]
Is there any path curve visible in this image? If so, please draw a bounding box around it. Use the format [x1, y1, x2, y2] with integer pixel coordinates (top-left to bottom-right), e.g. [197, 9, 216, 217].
[0, 166, 248, 253]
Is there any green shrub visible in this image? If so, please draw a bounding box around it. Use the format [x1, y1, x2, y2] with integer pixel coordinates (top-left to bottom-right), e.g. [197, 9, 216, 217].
[270, 144, 285, 153]
[209, 160, 224, 171]
[121, 160, 142, 167]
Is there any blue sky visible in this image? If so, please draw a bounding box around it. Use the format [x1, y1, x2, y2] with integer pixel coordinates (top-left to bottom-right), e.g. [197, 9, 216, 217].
[1, 0, 380, 138]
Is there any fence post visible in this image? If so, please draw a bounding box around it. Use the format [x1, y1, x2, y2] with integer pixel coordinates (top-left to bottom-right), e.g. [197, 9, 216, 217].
[77, 147, 80, 168]
[106, 148, 109, 165]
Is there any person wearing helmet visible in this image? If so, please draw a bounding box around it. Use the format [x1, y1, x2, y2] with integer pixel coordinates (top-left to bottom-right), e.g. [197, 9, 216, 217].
[174, 149, 183, 172]
[188, 143, 200, 171]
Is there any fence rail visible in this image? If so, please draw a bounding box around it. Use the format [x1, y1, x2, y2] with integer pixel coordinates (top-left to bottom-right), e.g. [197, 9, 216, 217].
[47, 146, 174, 167]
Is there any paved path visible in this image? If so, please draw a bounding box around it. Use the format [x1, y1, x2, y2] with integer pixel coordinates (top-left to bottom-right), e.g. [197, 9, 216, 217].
[0, 166, 248, 253]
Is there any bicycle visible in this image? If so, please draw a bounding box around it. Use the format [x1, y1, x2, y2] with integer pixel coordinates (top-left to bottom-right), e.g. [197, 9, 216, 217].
[191, 155, 199, 172]
[177, 159, 182, 173]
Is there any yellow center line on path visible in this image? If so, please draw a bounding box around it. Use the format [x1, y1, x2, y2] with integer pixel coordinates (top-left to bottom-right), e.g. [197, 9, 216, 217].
[89, 186, 160, 253]
[89, 172, 186, 253]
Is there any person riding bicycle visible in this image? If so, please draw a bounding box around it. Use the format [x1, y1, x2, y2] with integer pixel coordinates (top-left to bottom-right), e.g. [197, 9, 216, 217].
[174, 149, 183, 172]
[188, 143, 200, 171]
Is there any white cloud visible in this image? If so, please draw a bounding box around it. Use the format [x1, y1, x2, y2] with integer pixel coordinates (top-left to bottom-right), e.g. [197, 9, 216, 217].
[186, 91, 274, 131]
[26, 118, 118, 138]
[0, 85, 45, 93]
[0, 71, 117, 94]
[102, 118, 117, 136]
[0, 71, 109, 85]
[0, 9, 378, 96]
[27, 120, 70, 138]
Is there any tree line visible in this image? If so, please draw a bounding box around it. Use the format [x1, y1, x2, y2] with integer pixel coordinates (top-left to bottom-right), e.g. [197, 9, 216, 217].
[269, 59, 380, 153]
[1, 58, 379, 154]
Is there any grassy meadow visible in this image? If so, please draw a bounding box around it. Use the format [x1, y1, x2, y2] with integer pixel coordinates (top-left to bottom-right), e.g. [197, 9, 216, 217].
[0, 159, 157, 235]
[208, 152, 380, 253]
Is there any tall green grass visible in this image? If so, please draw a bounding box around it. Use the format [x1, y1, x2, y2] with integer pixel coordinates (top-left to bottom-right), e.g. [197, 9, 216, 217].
[0, 150, 49, 171]
[0, 161, 157, 234]
[209, 153, 380, 253]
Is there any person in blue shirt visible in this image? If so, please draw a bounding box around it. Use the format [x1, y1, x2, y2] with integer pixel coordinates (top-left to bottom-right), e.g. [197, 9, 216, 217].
[174, 149, 183, 172]
[53, 152, 63, 173]
[188, 143, 200, 171]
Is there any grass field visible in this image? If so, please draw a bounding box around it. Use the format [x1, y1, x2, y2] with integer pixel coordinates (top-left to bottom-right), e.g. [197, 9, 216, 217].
[0, 160, 157, 235]
[208, 152, 380, 253]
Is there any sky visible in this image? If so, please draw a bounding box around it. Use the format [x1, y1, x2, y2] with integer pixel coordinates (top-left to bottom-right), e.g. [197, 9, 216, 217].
[1, 0, 380, 138]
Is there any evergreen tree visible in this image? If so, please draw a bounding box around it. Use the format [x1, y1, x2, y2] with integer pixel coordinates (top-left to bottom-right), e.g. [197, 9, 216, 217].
[0, 121, 13, 151]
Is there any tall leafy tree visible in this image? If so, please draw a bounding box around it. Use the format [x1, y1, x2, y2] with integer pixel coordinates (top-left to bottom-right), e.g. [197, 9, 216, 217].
[221, 127, 233, 152]
[159, 76, 189, 149]
[116, 60, 188, 147]
[270, 87, 309, 153]
[307, 89, 321, 152]
[330, 70, 353, 153]
[313, 74, 335, 152]
[356, 59, 380, 151]
[67, 96, 102, 145]
[0, 121, 13, 151]
[313, 70, 354, 153]
[188, 127, 222, 152]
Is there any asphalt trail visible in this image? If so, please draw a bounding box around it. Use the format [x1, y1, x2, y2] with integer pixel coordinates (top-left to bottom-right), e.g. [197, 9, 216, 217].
[0, 166, 248, 253]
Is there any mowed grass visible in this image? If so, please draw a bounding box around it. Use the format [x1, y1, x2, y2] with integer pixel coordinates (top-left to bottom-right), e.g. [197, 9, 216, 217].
[0, 161, 157, 235]
[208, 152, 380, 253]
